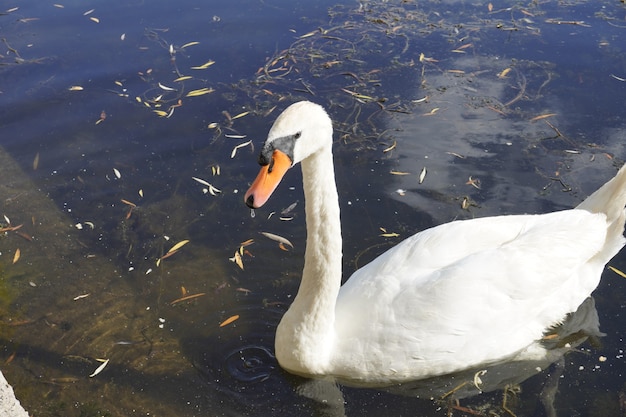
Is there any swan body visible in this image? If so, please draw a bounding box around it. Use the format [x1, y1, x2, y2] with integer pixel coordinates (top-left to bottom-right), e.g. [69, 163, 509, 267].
[244, 101, 626, 385]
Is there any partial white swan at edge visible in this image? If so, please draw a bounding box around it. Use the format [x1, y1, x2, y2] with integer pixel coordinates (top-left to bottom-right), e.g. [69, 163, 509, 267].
[244, 100, 626, 386]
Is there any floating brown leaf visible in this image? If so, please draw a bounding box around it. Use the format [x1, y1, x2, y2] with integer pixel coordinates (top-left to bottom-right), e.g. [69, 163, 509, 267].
[219, 315, 240, 327]
[170, 292, 206, 306]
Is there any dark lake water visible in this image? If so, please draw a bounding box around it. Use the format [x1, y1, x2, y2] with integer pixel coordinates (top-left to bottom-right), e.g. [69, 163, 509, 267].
[0, 1, 625, 416]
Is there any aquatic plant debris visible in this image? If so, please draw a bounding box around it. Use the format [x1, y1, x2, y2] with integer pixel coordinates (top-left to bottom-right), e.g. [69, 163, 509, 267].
[608, 265, 626, 279]
[73, 293, 90, 301]
[229, 249, 244, 270]
[379, 228, 399, 238]
[89, 358, 109, 377]
[156, 240, 190, 266]
[419, 167, 427, 184]
[190, 60, 215, 70]
[170, 292, 206, 305]
[219, 315, 240, 327]
[230, 140, 252, 158]
[186, 87, 214, 97]
[167, 239, 190, 254]
[192, 177, 221, 195]
[260, 232, 294, 249]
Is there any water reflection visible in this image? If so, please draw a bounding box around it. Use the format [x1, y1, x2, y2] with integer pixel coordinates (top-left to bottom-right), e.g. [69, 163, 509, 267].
[1, 0, 625, 416]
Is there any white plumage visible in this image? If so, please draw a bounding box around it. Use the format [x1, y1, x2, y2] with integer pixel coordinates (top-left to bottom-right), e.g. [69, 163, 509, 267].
[244, 101, 626, 385]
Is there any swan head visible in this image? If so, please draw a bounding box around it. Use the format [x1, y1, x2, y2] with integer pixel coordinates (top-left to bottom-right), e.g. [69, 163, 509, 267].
[244, 101, 332, 208]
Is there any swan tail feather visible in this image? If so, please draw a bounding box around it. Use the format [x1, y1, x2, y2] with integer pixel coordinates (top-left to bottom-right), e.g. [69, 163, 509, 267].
[577, 163, 626, 256]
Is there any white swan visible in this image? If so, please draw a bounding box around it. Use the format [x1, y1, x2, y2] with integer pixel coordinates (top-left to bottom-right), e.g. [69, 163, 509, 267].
[244, 100, 626, 385]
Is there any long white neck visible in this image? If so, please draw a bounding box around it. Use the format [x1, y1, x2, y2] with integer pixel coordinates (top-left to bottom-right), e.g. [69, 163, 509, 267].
[274, 144, 342, 376]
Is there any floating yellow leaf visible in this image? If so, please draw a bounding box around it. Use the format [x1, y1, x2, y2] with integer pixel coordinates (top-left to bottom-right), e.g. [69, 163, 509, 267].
[382, 141, 396, 153]
[299, 30, 318, 39]
[68, 86, 84, 91]
[608, 265, 626, 279]
[390, 171, 410, 175]
[153, 110, 168, 117]
[173, 76, 192, 82]
[190, 60, 215, 70]
[181, 41, 200, 49]
[158, 82, 176, 91]
[219, 315, 240, 327]
[12, 248, 20, 264]
[167, 239, 190, 254]
[186, 88, 214, 97]
[90, 17, 100, 23]
[157, 240, 190, 265]
[231, 111, 250, 120]
[498, 68, 512, 78]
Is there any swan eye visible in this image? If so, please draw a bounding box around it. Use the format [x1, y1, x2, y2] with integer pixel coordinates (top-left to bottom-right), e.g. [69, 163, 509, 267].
[294, 132, 301, 139]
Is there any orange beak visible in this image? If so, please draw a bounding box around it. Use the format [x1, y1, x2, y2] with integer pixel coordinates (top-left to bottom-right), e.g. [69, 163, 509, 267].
[244, 150, 292, 208]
